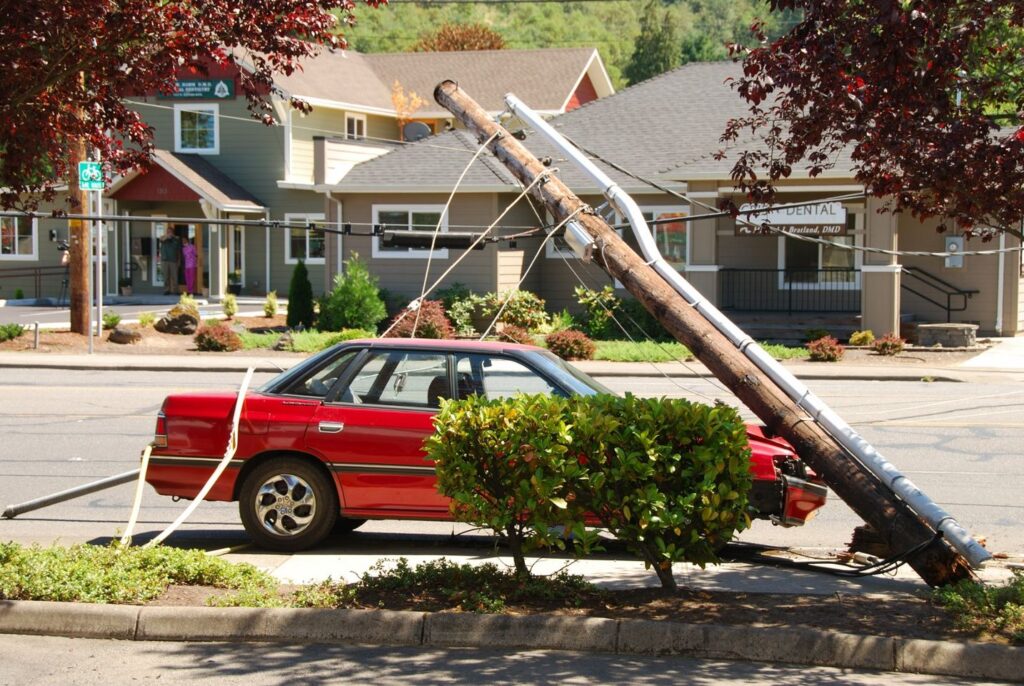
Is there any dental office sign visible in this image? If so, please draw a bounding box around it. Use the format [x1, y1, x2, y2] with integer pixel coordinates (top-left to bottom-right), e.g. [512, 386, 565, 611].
[160, 79, 235, 99]
[736, 202, 847, 236]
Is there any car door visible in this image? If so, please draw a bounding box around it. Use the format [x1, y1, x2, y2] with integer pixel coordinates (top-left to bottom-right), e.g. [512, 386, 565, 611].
[305, 348, 451, 514]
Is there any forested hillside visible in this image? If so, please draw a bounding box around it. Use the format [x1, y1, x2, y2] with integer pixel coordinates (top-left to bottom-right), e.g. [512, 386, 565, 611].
[346, 0, 800, 88]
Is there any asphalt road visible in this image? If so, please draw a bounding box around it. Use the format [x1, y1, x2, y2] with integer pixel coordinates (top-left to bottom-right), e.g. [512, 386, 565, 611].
[0, 368, 1021, 556]
[0, 635, 1013, 686]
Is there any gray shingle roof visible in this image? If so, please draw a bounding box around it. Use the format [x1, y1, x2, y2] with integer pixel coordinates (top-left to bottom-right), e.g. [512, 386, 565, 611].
[153, 150, 265, 211]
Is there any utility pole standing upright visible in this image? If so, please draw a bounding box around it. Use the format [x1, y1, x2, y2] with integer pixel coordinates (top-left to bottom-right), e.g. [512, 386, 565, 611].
[68, 138, 90, 335]
[434, 80, 973, 587]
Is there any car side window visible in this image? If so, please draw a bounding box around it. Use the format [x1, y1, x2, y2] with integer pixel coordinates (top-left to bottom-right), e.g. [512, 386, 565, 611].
[282, 351, 357, 398]
[345, 350, 449, 408]
[456, 354, 559, 400]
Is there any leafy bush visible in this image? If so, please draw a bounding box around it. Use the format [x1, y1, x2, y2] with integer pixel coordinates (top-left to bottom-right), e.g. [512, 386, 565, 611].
[0, 323, 25, 342]
[447, 293, 485, 336]
[933, 570, 1024, 643]
[848, 329, 875, 346]
[545, 329, 596, 360]
[873, 332, 905, 356]
[102, 312, 121, 330]
[263, 291, 278, 318]
[384, 299, 454, 339]
[435, 282, 473, 311]
[221, 293, 238, 320]
[138, 312, 156, 328]
[0, 542, 274, 604]
[427, 393, 752, 589]
[617, 297, 670, 340]
[195, 323, 242, 352]
[807, 336, 845, 362]
[575, 285, 619, 339]
[569, 394, 752, 589]
[13, 288, 24, 300]
[541, 309, 576, 335]
[803, 327, 831, 343]
[482, 290, 549, 331]
[497, 324, 534, 345]
[318, 253, 387, 332]
[286, 259, 315, 329]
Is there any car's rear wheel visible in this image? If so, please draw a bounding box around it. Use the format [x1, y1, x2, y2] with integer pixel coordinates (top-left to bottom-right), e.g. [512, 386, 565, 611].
[239, 458, 338, 552]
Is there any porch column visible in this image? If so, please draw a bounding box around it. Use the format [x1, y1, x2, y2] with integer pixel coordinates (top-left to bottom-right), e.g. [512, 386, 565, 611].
[201, 200, 226, 301]
[861, 196, 901, 336]
[324, 194, 342, 292]
[684, 197, 720, 304]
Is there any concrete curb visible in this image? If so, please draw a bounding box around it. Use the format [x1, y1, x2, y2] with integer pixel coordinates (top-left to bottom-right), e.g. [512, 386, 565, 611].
[0, 601, 1020, 682]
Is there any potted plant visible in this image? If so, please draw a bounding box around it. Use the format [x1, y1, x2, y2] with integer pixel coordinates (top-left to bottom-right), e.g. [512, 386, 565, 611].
[118, 276, 133, 296]
[227, 270, 243, 296]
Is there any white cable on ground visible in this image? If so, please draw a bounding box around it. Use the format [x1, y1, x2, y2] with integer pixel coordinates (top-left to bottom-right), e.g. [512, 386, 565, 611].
[144, 367, 255, 548]
[414, 129, 501, 335]
[378, 169, 555, 338]
[479, 207, 583, 340]
[119, 444, 153, 545]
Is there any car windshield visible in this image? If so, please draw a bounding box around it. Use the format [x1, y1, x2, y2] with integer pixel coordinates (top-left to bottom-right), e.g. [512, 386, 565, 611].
[528, 350, 614, 397]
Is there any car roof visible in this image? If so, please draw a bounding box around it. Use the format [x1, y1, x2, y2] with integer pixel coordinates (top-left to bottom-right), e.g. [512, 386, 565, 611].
[344, 338, 545, 354]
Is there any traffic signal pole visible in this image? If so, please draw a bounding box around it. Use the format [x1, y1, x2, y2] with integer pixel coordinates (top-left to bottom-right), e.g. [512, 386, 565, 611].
[434, 80, 976, 587]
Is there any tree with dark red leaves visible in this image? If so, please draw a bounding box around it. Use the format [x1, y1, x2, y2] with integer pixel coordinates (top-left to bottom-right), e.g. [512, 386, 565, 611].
[721, 1, 1024, 239]
[0, 0, 384, 210]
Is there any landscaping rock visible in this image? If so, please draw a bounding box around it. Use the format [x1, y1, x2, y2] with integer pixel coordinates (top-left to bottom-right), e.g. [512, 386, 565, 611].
[108, 324, 142, 345]
[917, 323, 978, 348]
[272, 332, 294, 351]
[155, 306, 199, 335]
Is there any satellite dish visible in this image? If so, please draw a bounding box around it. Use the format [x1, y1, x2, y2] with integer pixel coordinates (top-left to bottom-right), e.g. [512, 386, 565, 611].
[403, 121, 432, 142]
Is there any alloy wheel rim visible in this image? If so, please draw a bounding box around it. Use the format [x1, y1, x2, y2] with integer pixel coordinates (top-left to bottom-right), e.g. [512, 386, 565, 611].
[254, 473, 316, 537]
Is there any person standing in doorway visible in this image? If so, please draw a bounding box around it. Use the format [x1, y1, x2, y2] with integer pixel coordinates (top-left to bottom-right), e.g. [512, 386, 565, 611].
[158, 226, 181, 295]
[182, 237, 197, 295]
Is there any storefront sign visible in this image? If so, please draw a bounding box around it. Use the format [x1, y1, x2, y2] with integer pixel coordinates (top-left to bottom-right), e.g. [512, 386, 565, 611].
[736, 202, 847, 236]
[160, 79, 235, 99]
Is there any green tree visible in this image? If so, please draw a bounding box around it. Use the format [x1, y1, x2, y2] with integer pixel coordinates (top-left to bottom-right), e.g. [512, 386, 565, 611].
[286, 259, 315, 329]
[318, 253, 387, 332]
[624, 0, 681, 85]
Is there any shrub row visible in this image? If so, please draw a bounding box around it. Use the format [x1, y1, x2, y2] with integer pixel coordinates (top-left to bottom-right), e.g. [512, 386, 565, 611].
[426, 393, 753, 589]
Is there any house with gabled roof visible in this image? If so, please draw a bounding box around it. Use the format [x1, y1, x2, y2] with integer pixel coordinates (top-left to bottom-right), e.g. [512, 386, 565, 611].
[1, 47, 612, 303]
[324, 61, 1022, 337]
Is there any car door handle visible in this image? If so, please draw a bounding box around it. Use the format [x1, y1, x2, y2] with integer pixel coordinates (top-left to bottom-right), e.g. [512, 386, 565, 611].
[318, 421, 344, 434]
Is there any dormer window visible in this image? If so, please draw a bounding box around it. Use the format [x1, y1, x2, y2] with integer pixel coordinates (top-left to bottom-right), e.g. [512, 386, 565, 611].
[346, 114, 366, 141]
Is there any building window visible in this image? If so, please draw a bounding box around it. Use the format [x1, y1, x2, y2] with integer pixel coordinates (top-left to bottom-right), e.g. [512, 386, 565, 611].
[346, 114, 366, 141]
[545, 207, 685, 266]
[284, 213, 326, 264]
[174, 104, 219, 154]
[778, 213, 862, 288]
[372, 205, 448, 259]
[0, 216, 37, 260]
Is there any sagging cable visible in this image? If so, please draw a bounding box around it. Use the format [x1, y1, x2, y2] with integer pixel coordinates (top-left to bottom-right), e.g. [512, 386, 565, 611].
[119, 444, 153, 545]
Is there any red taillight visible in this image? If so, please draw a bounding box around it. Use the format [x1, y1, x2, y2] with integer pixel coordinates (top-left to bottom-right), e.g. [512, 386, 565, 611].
[153, 411, 167, 448]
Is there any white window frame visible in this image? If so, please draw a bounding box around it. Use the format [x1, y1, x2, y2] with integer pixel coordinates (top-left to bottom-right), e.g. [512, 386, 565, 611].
[284, 213, 326, 265]
[776, 211, 863, 290]
[0, 216, 38, 261]
[229, 224, 246, 285]
[372, 205, 449, 260]
[174, 103, 220, 155]
[345, 113, 367, 141]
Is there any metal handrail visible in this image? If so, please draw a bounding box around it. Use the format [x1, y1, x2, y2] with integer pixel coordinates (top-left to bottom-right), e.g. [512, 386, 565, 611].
[901, 266, 978, 322]
[0, 264, 68, 299]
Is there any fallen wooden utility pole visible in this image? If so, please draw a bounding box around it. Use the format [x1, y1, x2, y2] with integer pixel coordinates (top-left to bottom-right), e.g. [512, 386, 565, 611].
[435, 80, 973, 587]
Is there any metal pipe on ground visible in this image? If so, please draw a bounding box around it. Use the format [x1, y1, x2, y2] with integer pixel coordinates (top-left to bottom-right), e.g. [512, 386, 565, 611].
[2, 470, 141, 519]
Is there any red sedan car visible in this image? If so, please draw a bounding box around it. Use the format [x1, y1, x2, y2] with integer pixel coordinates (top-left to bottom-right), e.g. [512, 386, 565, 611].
[148, 339, 827, 551]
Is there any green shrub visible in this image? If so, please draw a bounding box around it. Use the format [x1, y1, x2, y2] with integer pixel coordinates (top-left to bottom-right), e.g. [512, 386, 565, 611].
[435, 282, 473, 311]
[933, 570, 1024, 643]
[427, 394, 599, 577]
[318, 253, 387, 332]
[807, 335, 845, 362]
[102, 312, 121, 330]
[286, 259, 315, 329]
[541, 309, 576, 335]
[545, 329, 596, 360]
[873, 332, 905, 356]
[138, 312, 156, 328]
[291, 328, 375, 353]
[221, 293, 238, 320]
[384, 299, 454, 339]
[195, 323, 242, 352]
[263, 291, 278, 318]
[803, 327, 831, 343]
[377, 288, 411, 321]
[575, 285, 619, 339]
[617, 297, 670, 340]
[447, 293, 485, 336]
[485, 290, 549, 331]
[497, 325, 534, 345]
[569, 394, 752, 588]
[14, 288, 24, 300]
[848, 329, 875, 346]
[0, 323, 25, 342]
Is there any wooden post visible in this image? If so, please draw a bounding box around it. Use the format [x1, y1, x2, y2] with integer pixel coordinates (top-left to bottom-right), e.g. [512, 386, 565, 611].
[67, 138, 89, 335]
[434, 80, 973, 587]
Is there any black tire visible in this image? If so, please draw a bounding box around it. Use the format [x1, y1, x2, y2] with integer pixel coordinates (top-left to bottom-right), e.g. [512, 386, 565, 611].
[239, 457, 338, 552]
[334, 517, 367, 534]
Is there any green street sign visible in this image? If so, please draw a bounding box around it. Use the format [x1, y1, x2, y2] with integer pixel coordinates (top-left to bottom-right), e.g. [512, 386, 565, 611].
[78, 161, 104, 191]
